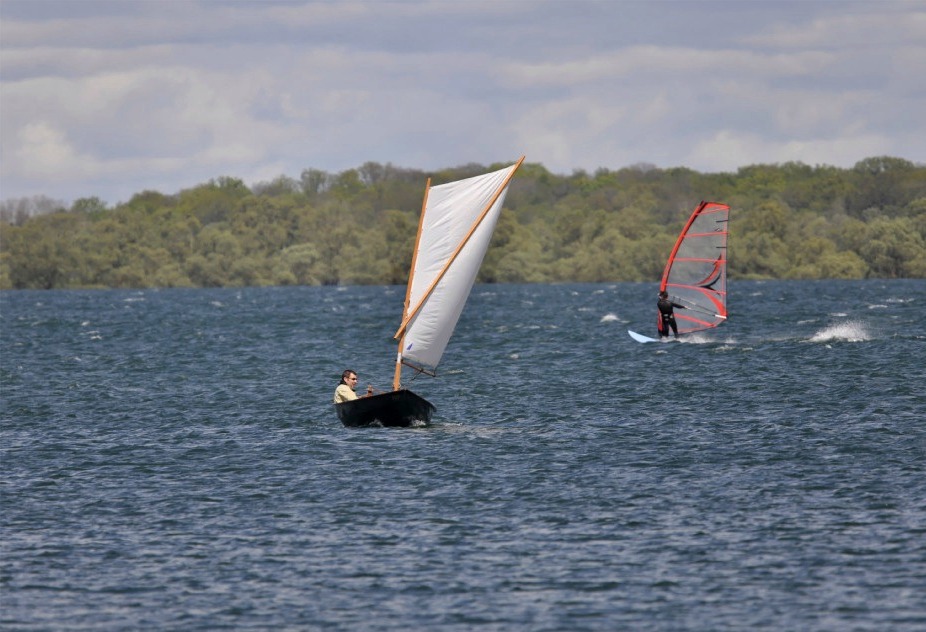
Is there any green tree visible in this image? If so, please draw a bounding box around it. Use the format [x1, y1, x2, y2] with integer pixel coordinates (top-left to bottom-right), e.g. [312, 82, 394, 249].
[848, 156, 919, 217]
[274, 243, 322, 285]
[3, 156, 925, 289]
[859, 217, 926, 278]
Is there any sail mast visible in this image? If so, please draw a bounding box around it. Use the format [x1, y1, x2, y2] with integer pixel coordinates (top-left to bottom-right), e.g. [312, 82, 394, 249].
[393, 179, 432, 391]
[394, 156, 524, 340]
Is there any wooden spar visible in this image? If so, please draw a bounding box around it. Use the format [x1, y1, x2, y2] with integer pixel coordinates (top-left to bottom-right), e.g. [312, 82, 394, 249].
[393, 178, 432, 391]
[393, 156, 525, 341]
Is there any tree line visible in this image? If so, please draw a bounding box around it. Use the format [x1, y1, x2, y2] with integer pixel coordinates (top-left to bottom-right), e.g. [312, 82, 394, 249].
[1, 156, 924, 290]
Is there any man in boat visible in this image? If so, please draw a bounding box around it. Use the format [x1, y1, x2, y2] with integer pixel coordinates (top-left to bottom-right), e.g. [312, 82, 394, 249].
[333, 369, 373, 404]
[657, 290, 685, 339]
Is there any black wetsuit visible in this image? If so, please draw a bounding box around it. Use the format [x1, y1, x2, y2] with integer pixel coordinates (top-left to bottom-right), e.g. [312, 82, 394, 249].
[657, 296, 685, 338]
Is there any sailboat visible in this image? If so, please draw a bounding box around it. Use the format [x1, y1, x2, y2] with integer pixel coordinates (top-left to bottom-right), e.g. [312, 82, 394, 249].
[335, 156, 525, 427]
[628, 201, 730, 343]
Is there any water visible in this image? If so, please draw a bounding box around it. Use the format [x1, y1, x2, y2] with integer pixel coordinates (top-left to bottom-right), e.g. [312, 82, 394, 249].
[2, 280, 924, 631]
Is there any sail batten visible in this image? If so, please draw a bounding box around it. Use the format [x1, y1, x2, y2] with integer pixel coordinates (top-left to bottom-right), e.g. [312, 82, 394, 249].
[659, 201, 731, 335]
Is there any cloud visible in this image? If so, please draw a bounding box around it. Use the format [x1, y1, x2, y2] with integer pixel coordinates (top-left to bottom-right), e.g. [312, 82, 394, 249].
[1, 0, 923, 205]
[15, 121, 89, 177]
[686, 129, 893, 173]
[742, 7, 926, 50]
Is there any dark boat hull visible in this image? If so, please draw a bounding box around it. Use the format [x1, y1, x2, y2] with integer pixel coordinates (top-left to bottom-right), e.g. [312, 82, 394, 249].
[335, 389, 435, 428]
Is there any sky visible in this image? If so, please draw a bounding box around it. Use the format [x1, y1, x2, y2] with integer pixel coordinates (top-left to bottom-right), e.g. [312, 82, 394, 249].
[1, 0, 925, 207]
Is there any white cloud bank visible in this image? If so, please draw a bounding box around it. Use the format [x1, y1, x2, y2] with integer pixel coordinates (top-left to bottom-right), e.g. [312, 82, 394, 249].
[1, 0, 924, 205]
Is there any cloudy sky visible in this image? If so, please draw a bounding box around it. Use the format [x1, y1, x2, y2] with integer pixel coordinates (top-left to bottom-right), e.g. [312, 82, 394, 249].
[2, 0, 924, 206]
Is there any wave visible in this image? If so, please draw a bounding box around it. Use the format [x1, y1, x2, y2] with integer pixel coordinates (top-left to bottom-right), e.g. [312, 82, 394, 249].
[809, 320, 871, 343]
[679, 332, 734, 345]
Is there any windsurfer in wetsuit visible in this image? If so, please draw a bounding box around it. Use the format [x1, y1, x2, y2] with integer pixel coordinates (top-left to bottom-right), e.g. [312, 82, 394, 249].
[657, 290, 685, 339]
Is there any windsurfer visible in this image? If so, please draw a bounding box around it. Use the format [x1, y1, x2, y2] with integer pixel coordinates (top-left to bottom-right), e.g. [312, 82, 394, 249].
[333, 369, 373, 404]
[657, 290, 685, 339]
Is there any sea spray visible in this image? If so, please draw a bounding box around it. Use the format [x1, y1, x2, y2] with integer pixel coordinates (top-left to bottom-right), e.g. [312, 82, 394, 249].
[809, 320, 871, 343]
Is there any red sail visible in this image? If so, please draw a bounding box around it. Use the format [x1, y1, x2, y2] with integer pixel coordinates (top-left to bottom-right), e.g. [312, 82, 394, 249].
[659, 201, 730, 334]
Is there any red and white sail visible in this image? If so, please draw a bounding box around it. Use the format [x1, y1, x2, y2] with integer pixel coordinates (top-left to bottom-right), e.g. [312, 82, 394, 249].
[659, 201, 730, 334]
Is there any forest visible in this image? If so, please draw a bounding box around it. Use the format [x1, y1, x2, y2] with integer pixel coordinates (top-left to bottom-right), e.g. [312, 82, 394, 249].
[1, 155, 924, 290]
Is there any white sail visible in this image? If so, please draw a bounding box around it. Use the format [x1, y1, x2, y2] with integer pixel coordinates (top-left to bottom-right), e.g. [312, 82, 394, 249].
[397, 160, 522, 372]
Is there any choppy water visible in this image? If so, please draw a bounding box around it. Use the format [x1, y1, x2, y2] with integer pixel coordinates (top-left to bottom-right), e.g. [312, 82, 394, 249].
[2, 280, 925, 631]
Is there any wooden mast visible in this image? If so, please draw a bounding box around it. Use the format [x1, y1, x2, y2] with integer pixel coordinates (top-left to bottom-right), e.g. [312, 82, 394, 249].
[393, 178, 432, 391]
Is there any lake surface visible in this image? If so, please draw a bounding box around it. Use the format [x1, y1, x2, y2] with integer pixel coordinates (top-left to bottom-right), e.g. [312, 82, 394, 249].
[2, 280, 924, 631]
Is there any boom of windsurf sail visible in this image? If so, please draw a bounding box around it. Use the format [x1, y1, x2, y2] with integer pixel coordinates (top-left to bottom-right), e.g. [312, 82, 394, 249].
[659, 201, 730, 334]
[392, 157, 524, 389]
